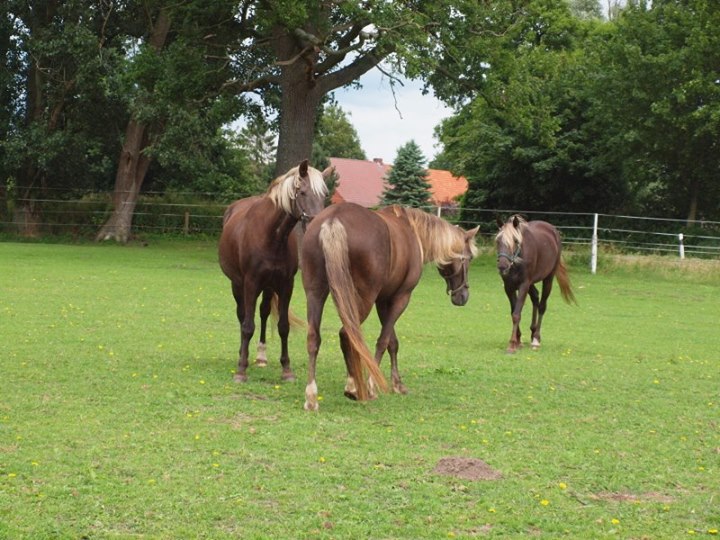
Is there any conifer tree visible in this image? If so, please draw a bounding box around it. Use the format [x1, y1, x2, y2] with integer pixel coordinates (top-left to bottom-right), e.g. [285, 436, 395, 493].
[381, 140, 431, 208]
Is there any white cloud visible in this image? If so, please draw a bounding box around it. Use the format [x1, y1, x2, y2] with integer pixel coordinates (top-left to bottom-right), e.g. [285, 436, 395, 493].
[333, 69, 453, 164]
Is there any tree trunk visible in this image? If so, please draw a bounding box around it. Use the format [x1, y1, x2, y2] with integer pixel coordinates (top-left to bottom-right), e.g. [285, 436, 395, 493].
[96, 120, 151, 242]
[96, 9, 171, 242]
[273, 28, 324, 176]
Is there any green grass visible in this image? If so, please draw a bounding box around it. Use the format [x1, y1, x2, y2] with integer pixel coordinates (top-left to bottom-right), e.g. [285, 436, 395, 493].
[1, 240, 718, 539]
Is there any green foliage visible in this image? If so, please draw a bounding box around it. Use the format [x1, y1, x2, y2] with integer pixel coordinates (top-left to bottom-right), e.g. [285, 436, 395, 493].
[0, 241, 719, 538]
[381, 140, 431, 208]
[314, 103, 366, 161]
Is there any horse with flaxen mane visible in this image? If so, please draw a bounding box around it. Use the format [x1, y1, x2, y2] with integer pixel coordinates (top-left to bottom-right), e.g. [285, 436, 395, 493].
[301, 203, 479, 411]
[495, 214, 576, 354]
[218, 160, 330, 383]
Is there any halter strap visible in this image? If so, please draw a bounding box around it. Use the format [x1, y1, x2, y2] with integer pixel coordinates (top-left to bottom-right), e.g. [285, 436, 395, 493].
[497, 244, 521, 264]
[445, 256, 470, 296]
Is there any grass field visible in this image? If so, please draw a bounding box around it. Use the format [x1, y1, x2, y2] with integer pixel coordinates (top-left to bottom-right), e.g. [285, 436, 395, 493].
[1, 239, 718, 539]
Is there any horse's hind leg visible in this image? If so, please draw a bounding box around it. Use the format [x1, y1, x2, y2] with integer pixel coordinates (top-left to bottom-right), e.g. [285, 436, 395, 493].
[304, 288, 327, 411]
[532, 276, 554, 350]
[528, 284, 541, 350]
[256, 291, 272, 367]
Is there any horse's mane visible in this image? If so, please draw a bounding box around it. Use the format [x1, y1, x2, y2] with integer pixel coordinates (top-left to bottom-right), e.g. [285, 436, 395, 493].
[267, 164, 328, 213]
[496, 214, 527, 248]
[403, 207, 478, 265]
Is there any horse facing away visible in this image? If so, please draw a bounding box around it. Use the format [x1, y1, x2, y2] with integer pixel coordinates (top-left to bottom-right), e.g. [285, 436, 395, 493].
[495, 215, 576, 354]
[301, 203, 480, 411]
[218, 160, 330, 383]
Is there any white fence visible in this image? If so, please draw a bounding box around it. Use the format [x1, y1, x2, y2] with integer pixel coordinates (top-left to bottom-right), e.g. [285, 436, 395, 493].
[2, 195, 719, 266]
[441, 207, 720, 269]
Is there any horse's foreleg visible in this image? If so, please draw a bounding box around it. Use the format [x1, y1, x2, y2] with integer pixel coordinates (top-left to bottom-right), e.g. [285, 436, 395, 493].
[506, 283, 529, 354]
[256, 291, 272, 367]
[374, 296, 410, 394]
[275, 286, 295, 382]
[528, 284, 541, 350]
[233, 282, 257, 382]
[339, 328, 359, 400]
[304, 290, 326, 411]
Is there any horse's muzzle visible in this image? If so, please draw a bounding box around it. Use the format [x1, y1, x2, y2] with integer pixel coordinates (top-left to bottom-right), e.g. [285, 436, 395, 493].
[451, 289, 469, 306]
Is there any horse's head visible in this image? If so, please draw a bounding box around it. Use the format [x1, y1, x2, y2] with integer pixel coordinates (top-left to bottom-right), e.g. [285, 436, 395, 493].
[495, 215, 525, 276]
[438, 225, 480, 306]
[291, 160, 333, 229]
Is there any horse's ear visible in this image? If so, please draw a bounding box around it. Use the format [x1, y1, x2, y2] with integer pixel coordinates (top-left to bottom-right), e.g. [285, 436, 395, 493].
[466, 225, 480, 241]
[321, 165, 335, 180]
[298, 159, 309, 177]
[512, 215, 520, 228]
[496, 216, 504, 228]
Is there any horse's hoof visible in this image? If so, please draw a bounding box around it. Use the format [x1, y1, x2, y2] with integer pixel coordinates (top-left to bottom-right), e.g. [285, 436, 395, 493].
[393, 383, 409, 395]
[233, 373, 248, 383]
[343, 390, 358, 401]
[255, 359, 268, 368]
[303, 400, 319, 411]
[506, 347, 517, 354]
[281, 371, 296, 382]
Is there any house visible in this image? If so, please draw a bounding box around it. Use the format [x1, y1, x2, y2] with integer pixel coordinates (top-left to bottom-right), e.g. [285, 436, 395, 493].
[329, 157, 468, 208]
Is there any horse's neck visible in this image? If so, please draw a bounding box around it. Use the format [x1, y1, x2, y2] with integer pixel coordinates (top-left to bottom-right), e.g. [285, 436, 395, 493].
[260, 198, 297, 242]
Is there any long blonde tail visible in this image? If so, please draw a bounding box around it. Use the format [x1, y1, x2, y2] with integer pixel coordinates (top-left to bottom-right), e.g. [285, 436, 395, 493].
[319, 220, 388, 399]
[270, 294, 305, 329]
[555, 258, 577, 305]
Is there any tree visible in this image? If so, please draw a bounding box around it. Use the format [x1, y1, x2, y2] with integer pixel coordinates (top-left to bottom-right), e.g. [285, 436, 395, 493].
[237, 116, 277, 184]
[97, 1, 243, 242]
[433, 1, 630, 218]
[3, 0, 127, 235]
[381, 141, 431, 208]
[314, 103, 366, 160]
[588, 0, 720, 223]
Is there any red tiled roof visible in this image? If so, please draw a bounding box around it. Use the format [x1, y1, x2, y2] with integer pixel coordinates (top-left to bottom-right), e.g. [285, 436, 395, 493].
[329, 157, 468, 208]
[329, 157, 390, 207]
[427, 168, 468, 205]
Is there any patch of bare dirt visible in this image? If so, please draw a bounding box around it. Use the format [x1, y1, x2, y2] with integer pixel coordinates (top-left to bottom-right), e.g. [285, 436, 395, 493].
[433, 457, 502, 481]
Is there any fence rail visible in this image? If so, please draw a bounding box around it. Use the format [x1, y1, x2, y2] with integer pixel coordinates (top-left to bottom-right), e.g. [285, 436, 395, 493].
[2, 195, 719, 267]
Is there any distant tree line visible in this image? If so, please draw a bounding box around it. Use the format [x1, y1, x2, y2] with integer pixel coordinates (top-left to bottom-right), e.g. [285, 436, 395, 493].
[2, 0, 718, 241]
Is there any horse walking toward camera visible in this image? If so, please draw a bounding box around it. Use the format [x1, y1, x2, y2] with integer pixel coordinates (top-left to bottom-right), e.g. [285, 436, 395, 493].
[218, 160, 330, 382]
[301, 203, 479, 411]
[495, 215, 576, 354]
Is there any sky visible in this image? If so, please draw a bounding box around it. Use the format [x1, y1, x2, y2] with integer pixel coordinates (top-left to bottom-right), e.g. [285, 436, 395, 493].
[333, 69, 454, 165]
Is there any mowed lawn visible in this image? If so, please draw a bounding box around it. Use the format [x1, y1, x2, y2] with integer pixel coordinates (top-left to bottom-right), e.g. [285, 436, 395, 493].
[1, 239, 718, 539]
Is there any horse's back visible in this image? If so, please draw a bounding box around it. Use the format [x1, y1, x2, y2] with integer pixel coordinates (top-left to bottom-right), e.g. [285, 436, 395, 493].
[302, 203, 391, 292]
[525, 221, 562, 280]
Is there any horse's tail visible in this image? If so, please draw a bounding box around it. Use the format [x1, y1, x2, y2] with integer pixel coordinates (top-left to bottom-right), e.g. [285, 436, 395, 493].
[319, 219, 388, 400]
[270, 293, 305, 330]
[555, 257, 577, 305]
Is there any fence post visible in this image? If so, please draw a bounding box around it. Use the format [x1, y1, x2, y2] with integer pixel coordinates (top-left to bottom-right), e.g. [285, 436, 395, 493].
[436, 205, 442, 217]
[678, 233, 685, 259]
[184, 211, 190, 236]
[591, 213, 599, 274]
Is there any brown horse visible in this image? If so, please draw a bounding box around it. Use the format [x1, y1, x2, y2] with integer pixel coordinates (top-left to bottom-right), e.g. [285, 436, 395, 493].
[301, 203, 479, 411]
[495, 215, 576, 354]
[218, 160, 330, 383]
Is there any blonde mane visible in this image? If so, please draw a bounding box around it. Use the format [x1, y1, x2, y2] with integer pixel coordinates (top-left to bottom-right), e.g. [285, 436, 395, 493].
[403, 207, 478, 265]
[496, 214, 527, 250]
[267, 164, 328, 213]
